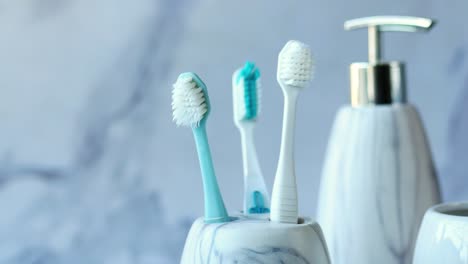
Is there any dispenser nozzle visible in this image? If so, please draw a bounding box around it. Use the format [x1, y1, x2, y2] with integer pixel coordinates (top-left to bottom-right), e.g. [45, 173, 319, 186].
[345, 16, 435, 64]
[368, 26, 380, 64]
[345, 16, 435, 106]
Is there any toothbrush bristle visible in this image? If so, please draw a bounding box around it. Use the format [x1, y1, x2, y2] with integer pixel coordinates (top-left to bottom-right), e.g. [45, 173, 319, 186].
[235, 62, 261, 120]
[277, 40, 314, 88]
[172, 74, 208, 127]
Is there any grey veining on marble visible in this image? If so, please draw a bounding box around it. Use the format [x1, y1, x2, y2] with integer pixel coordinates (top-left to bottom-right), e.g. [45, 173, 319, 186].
[0, 0, 192, 263]
[317, 105, 441, 264]
[181, 216, 330, 264]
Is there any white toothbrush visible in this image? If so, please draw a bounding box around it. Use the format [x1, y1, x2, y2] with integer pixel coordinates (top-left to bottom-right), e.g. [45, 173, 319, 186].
[232, 61, 270, 217]
[270, 40, 314, 224]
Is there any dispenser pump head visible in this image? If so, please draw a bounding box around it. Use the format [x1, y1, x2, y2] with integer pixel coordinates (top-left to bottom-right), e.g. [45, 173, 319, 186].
[345, 16, 435, 106]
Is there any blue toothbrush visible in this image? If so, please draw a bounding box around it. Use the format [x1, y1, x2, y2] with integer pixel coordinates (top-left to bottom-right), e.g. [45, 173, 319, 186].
[172, 72, 230, 223]
[233, 62, 270, 217]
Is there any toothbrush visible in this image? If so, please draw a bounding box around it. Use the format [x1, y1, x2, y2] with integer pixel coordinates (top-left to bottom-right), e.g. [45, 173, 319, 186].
[270, 40, 314, 224]
[172, 72, 230, 223]
[232, 61, 270, 217]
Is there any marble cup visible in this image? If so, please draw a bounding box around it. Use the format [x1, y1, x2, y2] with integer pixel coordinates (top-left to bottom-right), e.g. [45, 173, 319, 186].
[413, 202, 468, 264]
[180, 215, 331, 264]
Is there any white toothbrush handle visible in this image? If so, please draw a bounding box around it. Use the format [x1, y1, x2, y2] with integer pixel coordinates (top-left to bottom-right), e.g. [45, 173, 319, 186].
[271, 90, 298, 223]
[240, 122, 270, 215]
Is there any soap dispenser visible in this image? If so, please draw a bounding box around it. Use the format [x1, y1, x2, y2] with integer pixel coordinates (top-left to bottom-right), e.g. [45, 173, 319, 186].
[316, 16, 441, 264]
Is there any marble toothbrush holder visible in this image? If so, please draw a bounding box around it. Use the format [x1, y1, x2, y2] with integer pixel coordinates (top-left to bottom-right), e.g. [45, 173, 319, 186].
[180, 215, 331, 264]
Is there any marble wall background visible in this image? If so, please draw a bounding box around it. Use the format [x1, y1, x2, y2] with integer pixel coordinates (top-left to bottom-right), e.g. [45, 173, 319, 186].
[0, 0, 467, 263]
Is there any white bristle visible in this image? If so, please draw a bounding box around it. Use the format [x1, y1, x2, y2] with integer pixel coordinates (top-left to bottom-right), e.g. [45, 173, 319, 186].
[257, 79, 262, 114]
[172, 75, 208, 127]
[233, 77, 244, 121]
[277, 40, 314, 88]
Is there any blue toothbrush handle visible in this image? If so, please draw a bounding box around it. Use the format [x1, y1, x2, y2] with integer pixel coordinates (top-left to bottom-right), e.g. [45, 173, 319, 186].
[193, 124, 229, 223]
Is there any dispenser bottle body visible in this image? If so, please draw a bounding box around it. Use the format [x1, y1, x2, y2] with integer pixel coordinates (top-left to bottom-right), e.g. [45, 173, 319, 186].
[317, 104, 440, 264]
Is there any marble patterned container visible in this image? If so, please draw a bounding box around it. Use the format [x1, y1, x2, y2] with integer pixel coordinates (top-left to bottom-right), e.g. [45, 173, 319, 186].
[414, 202, 468, 264]
[180, 215, 331, 264]
[317, 105, 441, 264]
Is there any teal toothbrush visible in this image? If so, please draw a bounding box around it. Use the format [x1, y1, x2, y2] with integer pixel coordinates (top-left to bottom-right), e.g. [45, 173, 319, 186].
[233, 62, 270, 217]
[172, 72, 230, 223]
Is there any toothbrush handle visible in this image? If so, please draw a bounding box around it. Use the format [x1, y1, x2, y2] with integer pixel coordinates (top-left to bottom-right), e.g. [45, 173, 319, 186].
[240, 123, 259, 176]
[271, 93, 298, 223]
[193, 124, 229, 223]
[240, 123, 270, 214]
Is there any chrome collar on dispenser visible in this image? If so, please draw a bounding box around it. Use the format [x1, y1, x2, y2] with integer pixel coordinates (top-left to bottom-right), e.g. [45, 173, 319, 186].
[345, 16, 435, 106]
